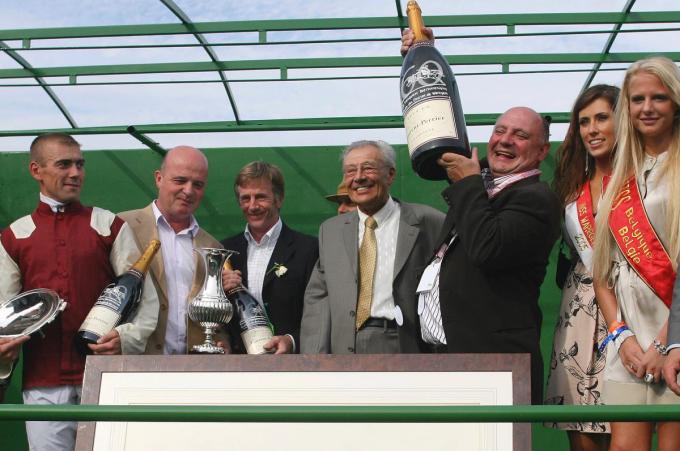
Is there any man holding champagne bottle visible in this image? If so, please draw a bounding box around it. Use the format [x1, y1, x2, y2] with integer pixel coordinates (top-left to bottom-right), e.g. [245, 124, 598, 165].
[401, 27, 561, 404]
[221, 161, 318, 354]
[119, 145, 225, 355]
[0, 133, 159, 451]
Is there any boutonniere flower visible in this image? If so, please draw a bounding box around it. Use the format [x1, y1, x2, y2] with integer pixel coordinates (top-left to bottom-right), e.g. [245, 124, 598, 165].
[267, 263, 288, 278]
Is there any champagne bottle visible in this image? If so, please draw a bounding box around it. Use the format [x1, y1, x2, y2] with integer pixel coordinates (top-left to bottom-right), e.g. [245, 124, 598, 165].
[400, 0, 470, 181]
[77, 239, 160, 350]
[224, 261, 274, 355]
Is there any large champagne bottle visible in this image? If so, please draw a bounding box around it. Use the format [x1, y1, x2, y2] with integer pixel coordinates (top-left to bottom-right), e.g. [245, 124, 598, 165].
[77, 240, 160, 350]
[224, 261, 274, 355]
[400, 0, 470, 181]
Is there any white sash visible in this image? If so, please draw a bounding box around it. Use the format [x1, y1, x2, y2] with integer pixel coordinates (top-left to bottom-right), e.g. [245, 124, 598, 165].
[564, 200, 594, 272]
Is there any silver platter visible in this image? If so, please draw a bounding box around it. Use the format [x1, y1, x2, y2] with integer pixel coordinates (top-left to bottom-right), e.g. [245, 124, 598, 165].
[0, 289, 67, 338]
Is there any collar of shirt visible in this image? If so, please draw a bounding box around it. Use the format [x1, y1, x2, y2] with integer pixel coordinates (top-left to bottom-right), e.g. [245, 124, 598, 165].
[244, 217, 283, 247]
[39, 193, 66, 213]
[151, 200, 199, 237]
[482, 168, 542, 199]
[357, 196, 396, 229]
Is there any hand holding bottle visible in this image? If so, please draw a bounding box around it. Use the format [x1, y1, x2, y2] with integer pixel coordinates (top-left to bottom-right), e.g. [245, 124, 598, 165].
[77, 239, 160, 352]
[437, 147, 481, 182]
[400, 26, 434, 57]
[263, 334, 294, 354]
[87, 329, 121, 355]
[221, 267, 243, 292]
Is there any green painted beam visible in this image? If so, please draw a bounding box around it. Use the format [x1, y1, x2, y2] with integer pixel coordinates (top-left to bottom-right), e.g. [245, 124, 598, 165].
[0, 113, 572, 137]
[0, 52, 677, 80]
[0, 404, 680, 423]
[2, 26, 680, 52]
[0, 41, 78, 128]
[581, 0, 636, 92]
[126, 126, 167, 155]
[159, 0, 241, 123]
[1, 12, 679, 40]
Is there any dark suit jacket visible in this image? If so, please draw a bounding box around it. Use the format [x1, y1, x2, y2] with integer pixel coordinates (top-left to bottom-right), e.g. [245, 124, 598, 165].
[437, 174, 561, 404]
[221, 223, 319, 353]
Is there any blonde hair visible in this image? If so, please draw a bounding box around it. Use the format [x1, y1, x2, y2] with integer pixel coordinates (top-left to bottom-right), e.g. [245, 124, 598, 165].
[593, 57, 680, 282]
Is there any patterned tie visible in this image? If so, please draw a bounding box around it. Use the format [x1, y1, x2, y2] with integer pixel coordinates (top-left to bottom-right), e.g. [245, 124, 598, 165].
[356, 216, 378, 330]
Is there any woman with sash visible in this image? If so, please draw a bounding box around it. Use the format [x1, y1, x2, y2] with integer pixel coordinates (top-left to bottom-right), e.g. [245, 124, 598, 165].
[545, 84, 619, 451]
[593, 56, 680, 450]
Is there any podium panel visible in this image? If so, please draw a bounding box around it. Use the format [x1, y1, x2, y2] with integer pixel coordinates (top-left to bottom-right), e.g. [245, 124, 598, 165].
[76, 354, 530, 451]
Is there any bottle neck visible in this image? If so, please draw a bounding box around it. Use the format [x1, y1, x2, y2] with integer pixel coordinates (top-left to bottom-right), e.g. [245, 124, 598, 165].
[407, 1, 428, 43]
[131, 239, 160, 275]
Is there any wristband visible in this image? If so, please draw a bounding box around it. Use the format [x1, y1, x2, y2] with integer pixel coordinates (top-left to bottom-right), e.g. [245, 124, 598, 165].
[598, 325, 630, 354]
[608, 320, 626, 334]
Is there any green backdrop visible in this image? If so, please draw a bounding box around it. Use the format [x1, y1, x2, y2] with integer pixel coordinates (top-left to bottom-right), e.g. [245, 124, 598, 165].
[0, 143, 567, 450]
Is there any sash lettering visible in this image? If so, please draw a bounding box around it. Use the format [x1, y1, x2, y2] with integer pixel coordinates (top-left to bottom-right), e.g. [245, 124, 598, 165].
[608, 176, 676, 308]
[565, 182, 597, 271]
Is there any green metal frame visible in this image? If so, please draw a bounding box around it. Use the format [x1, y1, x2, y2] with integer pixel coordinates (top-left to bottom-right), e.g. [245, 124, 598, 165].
[0, 113, 571, 137]
[3, 52, 679, 80]
[1, 404, 680, 423]
[581, 0, 636, 92]
[2, 8, 680, 153]
[0, 41, 78, 128]
[159, 0, 241, 123]
[3, 12, 680, 41]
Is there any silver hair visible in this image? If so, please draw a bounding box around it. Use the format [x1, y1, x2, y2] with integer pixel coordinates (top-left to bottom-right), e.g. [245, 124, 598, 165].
[341, 140, 397, 169]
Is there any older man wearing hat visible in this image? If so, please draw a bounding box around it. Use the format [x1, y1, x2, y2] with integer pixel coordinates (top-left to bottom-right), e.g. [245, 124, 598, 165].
[325, 181, 356, 215]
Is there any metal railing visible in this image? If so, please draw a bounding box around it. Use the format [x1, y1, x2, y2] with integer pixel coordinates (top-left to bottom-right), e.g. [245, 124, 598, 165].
[1, 404, 680, 423]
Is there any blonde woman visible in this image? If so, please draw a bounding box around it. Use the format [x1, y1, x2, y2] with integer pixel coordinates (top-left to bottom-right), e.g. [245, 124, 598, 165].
[593, 57, 680, 450]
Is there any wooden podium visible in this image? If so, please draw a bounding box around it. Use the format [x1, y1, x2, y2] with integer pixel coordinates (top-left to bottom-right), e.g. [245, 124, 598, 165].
[76, 354, 531, 451]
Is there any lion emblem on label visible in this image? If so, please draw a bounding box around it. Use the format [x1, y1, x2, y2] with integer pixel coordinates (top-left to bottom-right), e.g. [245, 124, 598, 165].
[401, 60, 445, 98]
[99, 285, 128, 308]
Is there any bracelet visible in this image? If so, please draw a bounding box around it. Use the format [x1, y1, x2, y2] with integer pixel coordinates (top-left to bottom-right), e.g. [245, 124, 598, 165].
[598, 325, 630, 354]
[653, 339, 668, 356]
[608, 320, 626, 334]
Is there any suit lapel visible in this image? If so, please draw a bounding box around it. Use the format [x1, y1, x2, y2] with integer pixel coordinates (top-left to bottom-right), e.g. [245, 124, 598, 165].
[263, 224, 295, 288]
[393, 202, 419, 280]
[343, 213, 359, 278]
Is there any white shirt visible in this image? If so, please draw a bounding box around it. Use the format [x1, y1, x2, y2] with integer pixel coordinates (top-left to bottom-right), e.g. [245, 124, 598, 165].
[39, 193, 65, 212]
[244, 218, 282, 307]
[356, 197, 400, 320]
[151, 201, 199, 355]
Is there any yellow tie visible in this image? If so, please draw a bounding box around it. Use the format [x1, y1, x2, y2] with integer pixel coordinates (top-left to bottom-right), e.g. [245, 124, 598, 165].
[356, 216, 378, 330]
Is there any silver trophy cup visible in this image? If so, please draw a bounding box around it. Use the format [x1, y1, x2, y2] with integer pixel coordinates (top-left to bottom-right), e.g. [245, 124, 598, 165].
[188, 248, 237, 354]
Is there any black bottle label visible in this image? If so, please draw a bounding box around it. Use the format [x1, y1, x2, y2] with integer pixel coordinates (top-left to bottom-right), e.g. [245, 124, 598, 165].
[401, 58, 458, 154]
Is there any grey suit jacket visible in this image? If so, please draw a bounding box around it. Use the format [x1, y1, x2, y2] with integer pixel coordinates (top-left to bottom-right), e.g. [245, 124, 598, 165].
[668, 272, 680, 346]
[119, 203, 222, 354]
[300, 200, 445, 354]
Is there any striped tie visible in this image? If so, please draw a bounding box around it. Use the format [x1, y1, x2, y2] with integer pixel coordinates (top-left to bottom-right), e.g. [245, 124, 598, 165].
[356, 216, 378, 330]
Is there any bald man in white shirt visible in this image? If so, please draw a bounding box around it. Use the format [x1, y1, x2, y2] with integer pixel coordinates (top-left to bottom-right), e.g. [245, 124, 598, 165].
[119, 146, 225, 354]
